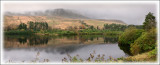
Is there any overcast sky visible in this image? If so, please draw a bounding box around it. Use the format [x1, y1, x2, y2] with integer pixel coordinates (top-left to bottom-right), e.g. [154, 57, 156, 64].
[2, 1, 158, 25]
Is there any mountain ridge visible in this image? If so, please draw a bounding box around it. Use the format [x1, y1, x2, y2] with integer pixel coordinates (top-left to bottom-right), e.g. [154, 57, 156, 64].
[4, 8, 89, 19]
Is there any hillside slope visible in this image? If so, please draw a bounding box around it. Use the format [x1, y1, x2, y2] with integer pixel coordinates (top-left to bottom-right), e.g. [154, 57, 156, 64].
[5, 8, 89, 19]
[4, 8, 126, 30]
[4, 16, 126, 30]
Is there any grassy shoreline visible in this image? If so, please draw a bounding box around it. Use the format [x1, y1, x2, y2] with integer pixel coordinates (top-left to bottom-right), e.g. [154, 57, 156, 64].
[121, 49, 157, 62]
[4, 29, 123, 36]
[61, 49, 157, 63]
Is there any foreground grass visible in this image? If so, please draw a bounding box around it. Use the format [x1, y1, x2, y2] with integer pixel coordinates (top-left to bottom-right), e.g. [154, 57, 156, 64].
[6, 49, 157, 63]
[123, 49, 157, 62]
[62, 49, 157, 63]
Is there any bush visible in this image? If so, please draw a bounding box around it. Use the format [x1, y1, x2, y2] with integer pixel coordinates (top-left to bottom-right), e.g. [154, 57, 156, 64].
[130, 28, 156, 55]
[130, 43, 141, 55]
[118, 44, 133, 56]
[118, 27, 144, 45]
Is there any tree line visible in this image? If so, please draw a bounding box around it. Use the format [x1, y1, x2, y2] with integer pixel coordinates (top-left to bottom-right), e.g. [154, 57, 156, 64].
[18, 21, 49, 31]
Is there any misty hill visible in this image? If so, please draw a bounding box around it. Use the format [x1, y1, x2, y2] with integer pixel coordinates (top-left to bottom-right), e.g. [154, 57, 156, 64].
[95, 19, 126, 25]
[5, 8, 89, 19]
[44, 9, 89, 19]
[4, 8, 126, 30]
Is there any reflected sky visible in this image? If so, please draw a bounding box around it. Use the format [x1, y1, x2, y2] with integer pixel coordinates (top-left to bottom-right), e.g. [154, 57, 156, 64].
[4, 44, 128, 63]
[3, 35, 129, 63]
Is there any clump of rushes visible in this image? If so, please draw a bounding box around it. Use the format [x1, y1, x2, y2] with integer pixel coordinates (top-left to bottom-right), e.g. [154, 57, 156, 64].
[62, 50, 120, 63]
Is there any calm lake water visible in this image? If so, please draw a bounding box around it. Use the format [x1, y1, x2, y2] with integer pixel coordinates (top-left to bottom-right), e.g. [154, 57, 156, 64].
[3, 35, 129, 63]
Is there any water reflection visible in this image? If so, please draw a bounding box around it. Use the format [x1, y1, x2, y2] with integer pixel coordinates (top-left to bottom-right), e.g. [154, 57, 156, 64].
[4, 44, 128, 63]
[4, 35, 130, 63]
[18, 37, 27, 44]
[28, 36, 50, 46]
[56, 44, 86, 54]
[118, 44, 133, 56]
[4, 35, 118, 48]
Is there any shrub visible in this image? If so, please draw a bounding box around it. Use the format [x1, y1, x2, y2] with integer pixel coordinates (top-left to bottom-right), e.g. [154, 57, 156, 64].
[130, 43, 141, 55]
[118, 44, 133, 56]
[130, 28, 156, 55]
[118, 27, 144, 45]
[18, 23, 27, 30]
